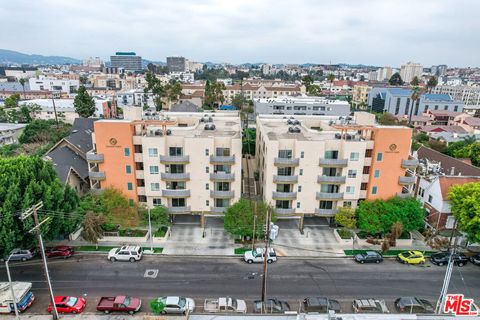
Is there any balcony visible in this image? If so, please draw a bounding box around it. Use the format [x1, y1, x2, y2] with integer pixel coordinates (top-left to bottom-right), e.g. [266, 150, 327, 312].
[272, 191, 297, 200]
[210, 172, 235, 181]
[275, 208, 296, 215]
[160, 155, 190, 164]
[135, 170, 144, 179]
[210, 155, 235, 164]
[402, 159, 419, 169]
[359, 190, 367, 198]
[273, 175, 298, 183]
[86, 152, 104, 163]
[161, 189, 191, 197]
[161, 173, 190, 181]
[319, 158, 348, 167]
[167, 206, 191, 214]
[315, 208, 338, 216]
[316, 192, 344, 200]
[364, 157, 372, 166]
[134, 153, 143, 162]
[274, 157, 300, 166]
[317, 175, 346, 184]
[398, 176, 416, 185]
[88, 171, 106, 180]
[137, 187, 145, 195]
[397, 192, 411, 198]
[210, 206, 227, 214]
[210, 190, 235, 198]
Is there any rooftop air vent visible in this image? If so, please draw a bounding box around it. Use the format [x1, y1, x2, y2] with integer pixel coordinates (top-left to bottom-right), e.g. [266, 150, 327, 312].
[287, 119, 293, 125]
[166, 129, 172, 135]
[208, 117, 213, 122]
[293, 126, 301, 133]
[200, 118, 205, 122]
[293, 120, 300, 125]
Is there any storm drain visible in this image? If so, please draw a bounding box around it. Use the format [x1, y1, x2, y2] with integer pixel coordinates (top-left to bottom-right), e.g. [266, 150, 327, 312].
[144, 269, 159, 278]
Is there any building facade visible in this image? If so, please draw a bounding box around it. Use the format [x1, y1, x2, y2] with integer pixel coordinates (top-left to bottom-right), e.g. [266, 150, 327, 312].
[167, 57, 187, 73]
[110, 52, 142, 71]
[256, 112, 415, 226]
[430, 85, 480, 107]
[88, 111, 242, 218]
[351, 85, 372, 109]
[28, 75, 79, 93]
[254, 96, 351, 117]
[400, 62, 423, 83]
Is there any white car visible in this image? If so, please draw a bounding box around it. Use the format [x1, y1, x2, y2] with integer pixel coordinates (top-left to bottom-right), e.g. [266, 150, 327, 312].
[243, 248, 277, 264]
[155, 296, 195, 314]
[108, 246, 143, 262]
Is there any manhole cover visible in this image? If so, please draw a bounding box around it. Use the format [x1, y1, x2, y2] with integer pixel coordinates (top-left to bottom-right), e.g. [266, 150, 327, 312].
[144, 269, 159, 278]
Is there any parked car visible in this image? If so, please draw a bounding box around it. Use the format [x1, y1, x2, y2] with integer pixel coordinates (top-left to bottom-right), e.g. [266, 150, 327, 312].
[430, 251, 468, 266]
[253, 298, 290, 313]
[48, 296, 86, 314]
[45, 246, 74, 259]
[352, 298, 389, 313]
[107, 246, 142, 262]
[154, 296, 195, 314]
[397, 251, 425, 264]
[354, 251, 383, 264]
[243, 248, 277, 264]
[7, 249, 36, 262]
[96, 296, 141, 314]
[303, 297, 341, 314]
[395, 297, 434, 314]
[470, 253, 480, 266]
[204, 297, 246, 313]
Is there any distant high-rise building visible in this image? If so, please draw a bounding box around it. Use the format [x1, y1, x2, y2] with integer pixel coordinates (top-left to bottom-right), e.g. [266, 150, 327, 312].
[431, 65, 448, 77]
[110, 52, 142, 71]
[83, 57, 104, 68]
[167, 56, 187, 72]
[400, 62, 423, 83]
[376, 67, 393, 81]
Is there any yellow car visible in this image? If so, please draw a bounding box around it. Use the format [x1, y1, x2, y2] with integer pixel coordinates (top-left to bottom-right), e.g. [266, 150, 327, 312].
[397, 251, 425, 264]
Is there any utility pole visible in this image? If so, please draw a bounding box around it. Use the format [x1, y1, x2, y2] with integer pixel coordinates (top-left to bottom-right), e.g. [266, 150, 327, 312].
[51, 91, 59, 127]
[435, 222, 458, 314]
[148, 208, 153, 252]
[261, 207, 272, 310]
[21, 202, 59, 320]
[251, 202, 257, 250]
[5, 254, 19, 319]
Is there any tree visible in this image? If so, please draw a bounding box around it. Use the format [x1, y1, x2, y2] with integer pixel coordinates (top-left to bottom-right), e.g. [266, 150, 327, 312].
[4, 93, 21, 109]
[0, 156, 80, 257]
[150, 299, 166, 314]
[148, 205, 170, 227]
[204, 80, 226, 109]
[327, 74, 335, 83]
[409, 86, 424, 124]
[388, 73, 404, 86]
[166, 79, 182, 104]
[81, 212, 105, 248]
[19, 78, 27, 100]
[19, 119, 71, 144]
[389, 221, 403, 246]
[410, 76, 420, 86]
[376, 112, 398, 125]
[426, 76, 438, 92]
[335, 207, 356, 229]
[357, 197, 425, 235]
[224, 199, 270, 240]
[448, 182, 480, 243]
[428, 139, 448, 154]
[74, 86, 95, 118]
[359, 75, 366, 82]
[232, 93, 247, 110]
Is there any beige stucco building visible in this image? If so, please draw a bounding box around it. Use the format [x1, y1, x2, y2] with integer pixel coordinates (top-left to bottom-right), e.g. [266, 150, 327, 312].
[351, 85, 372, 110]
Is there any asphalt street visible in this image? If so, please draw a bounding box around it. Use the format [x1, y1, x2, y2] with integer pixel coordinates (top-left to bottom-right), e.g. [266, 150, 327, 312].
[1, 254, 479, 314]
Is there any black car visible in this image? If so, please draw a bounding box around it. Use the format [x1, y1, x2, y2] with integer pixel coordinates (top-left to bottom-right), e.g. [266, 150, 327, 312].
[253, 299, 290, 313]
[395, 297, 434, 314]
[430, 251, 468, 266]
[470, 253, 480, 266]
[303, 297, 341, 314]
[354, 251, 383, 264]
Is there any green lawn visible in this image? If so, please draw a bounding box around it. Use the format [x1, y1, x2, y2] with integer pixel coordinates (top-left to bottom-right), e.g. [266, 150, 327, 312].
[234, 247, 250, 255]
[344, 249, 437, 257]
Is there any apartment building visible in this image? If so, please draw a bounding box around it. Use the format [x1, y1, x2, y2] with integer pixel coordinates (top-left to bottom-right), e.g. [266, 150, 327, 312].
[110, 52, 142, 71]
[351, 85, 372, 109]
[254, 96, 350, 117]
[28, 75, 80, 93]
[400, 62, 423, 83]
[256, 112, 416, 227]
[430, 85, 480, 108]
[167, 57, 187, 72]
[88, 110, 242, 219]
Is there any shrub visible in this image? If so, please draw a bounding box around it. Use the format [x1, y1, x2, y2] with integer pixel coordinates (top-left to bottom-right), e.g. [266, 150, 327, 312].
[337, 228, 353, 239]
[150, 299, 166, 314]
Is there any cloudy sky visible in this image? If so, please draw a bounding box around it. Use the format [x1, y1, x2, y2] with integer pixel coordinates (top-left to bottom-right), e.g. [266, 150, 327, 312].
[0, 0, 478, 66]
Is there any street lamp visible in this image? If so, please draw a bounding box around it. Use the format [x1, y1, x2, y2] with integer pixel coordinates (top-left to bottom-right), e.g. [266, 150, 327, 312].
[5, 253, 20, 319]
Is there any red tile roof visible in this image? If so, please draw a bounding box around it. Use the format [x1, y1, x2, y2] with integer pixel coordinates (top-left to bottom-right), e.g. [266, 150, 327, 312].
[439, 176, 480, 199]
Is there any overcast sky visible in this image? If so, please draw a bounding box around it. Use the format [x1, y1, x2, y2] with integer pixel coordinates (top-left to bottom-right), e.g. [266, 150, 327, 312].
[0, 0, 478, 67]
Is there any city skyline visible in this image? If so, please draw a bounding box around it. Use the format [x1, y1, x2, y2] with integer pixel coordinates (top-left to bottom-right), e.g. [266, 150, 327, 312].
[0, 0, 479, 67]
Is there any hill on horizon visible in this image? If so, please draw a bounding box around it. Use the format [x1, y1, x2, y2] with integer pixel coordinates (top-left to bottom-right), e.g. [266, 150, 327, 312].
[0, 49, 81, 65]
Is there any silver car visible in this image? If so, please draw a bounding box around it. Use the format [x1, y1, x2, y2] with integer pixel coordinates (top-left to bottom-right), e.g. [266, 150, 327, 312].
[8, 248, 36, 261]
[156, 296, 195, 314]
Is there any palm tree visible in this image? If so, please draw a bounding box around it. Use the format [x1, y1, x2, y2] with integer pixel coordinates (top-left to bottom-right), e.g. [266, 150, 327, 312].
[426, 76, 438, 93]
[409, 86, 425, 125]
[19, 78, 26, 100]
[81, 212, 105, 249]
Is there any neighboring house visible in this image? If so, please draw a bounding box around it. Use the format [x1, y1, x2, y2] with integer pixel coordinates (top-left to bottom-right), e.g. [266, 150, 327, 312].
[416, 146, 480, 176]
[453, 114, 480, 134]
[0, 123, 27, 145]
[43, 118, 95, 195]
[394, 115, 432, 126]
[429, 132, 480, 145]
[254, 96, 351, 117]
[424, 109, 463, 125]
[416, 125, 468, 135]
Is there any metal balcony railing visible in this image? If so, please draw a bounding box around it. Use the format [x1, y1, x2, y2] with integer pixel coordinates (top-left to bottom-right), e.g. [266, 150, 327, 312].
[86, 152, 104, 162]
[316, 192, 344, 200]
[210, 172, 235, 181]
[159, 155, 190, 163]
[88, 171, 106, 180]
[273, 175, 298, 183]
[161, 173, 190, 180]
[272, 191, 297, 199]
[210, 155, 235, 164]
[314, 208, 338, 216]
[318, 158, 348, 167]
[210, 190, 235, 198]
[161, 189, 191, 197]
[317, 175, 346, 184]
[274, 157, 300, 166]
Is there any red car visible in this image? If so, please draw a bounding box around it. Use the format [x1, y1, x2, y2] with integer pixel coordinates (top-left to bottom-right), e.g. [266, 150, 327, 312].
[45, 246, 74, 258]
[48, 296, 86, 314]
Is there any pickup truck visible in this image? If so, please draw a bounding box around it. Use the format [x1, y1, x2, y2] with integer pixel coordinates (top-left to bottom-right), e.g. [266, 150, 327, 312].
[204, 297, 247, 313]
[96, 296, 141, 314]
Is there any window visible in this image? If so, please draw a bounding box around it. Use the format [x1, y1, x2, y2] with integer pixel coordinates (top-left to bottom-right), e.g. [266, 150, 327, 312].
[360, 183, 368, 190]
[166, 164, 184, 174]
[135, 162, 144, 170]
[215, 164, 231, 173]
[216, 147, 230, 156]
[169, 147, 183, 156]
[206, 166, 210, 173]
[372, 186, 378, 195]
[153, 198, 162, 206]
[126, 165, 131, 174]
[374, 170, 380, 178]
[454, 105, 458, 112]
[138, 195, 147, 203]
[148, 148, 158, 157]
[134, 145, 143, 153]
[348, 170, 357, 178]
[404, 98, 410, 115]
[343, 201, 352, 208]
[346, 186, 355, 194]
[171, 198, 186, 207]
[278, 149, 292, 159]
[444, 105, 448, 110]
[434, 105, 439, 110]
[324, 150, 338, 159]
[300, 151, 304, 158]
[365, 149, 373, 157]
[428, 195, 433, 203]
[215, 198, 230, 207]
[216, 182, 230, 191]
[299, 169, 303, 175]
[129, 199, 134, 206]
[319, 201, 333, 209]
[395, 98, 401, 115]
[124, 148, 130, 156]
[296, 202, 301, 208]
[276, 200, 290, 209]
[350, 152, 359, 161]
[151, 183, 160, 191]
[127, 182, 133, 190]
[376, 153, 383, 161]
[363, 166, 370, 174]
[205, 149, 209, 156]
[277, 167, 293, 176]
[149, 166, 159, 174]
[320, 184, 339, 193]
[206, 200, 209, 206]
[323, 168, 337, 176]
[205, 183, 209, 190]
[298, 186, 302, 192]
[167, 181, 185, 190]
